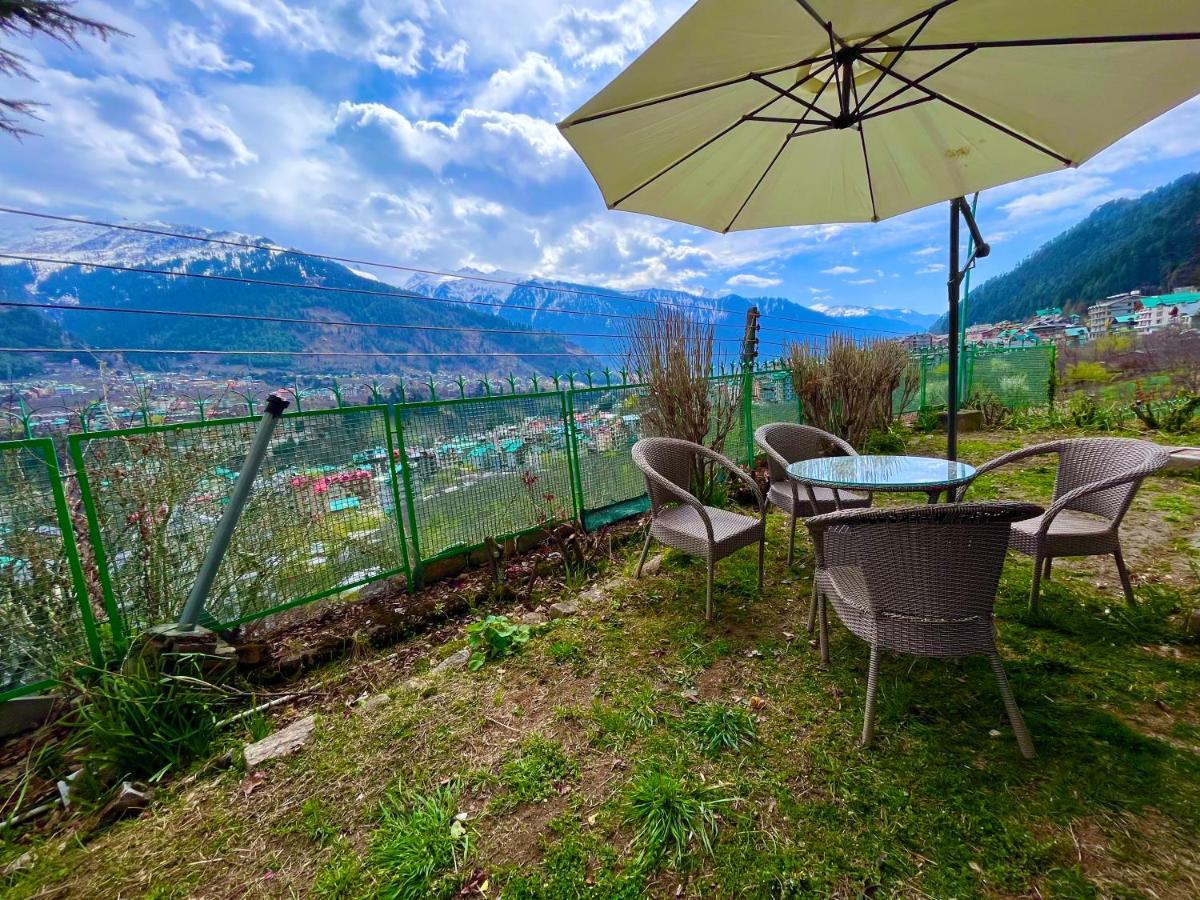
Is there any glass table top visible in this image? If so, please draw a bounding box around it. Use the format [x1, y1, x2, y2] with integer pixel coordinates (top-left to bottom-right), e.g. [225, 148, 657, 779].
[785, 455, 977, 491]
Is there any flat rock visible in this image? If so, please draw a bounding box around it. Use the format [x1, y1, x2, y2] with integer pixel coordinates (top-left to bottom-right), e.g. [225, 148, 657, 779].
[244, 715, 316, 769]
[641, 554, 666, 576]
[356, 693, 392, 714]
[517, 611, 548, 626]
[1185, 609, 1200, 635]
[548, 601, 578, 619]
[434, 648, 470, 672]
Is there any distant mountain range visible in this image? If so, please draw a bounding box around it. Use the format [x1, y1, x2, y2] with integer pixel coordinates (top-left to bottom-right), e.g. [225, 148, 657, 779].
[0, 222, 929, 376]
[933, 172, 1200, 333]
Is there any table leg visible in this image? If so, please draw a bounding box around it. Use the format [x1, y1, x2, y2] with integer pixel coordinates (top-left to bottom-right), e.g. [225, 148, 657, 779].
[926, 489, 941, 504]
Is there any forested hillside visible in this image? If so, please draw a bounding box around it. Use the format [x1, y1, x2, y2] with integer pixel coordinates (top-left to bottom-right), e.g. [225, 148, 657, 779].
[934, 172, 1200, 331]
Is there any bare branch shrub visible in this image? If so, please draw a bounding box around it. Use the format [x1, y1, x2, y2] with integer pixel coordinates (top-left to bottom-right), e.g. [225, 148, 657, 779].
[788, 336, 915, 449]
[624, 306, 736, 500]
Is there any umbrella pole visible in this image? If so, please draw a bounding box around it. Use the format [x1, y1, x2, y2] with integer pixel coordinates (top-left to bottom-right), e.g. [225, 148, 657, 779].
[946, 197, 990, 463]
[947, 200, 961, 462]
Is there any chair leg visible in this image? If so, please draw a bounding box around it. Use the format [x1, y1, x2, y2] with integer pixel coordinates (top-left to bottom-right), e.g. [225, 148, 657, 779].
[988, 651, 1036, 760]
[1028, 552, 1044, 617]
[1043, 557, 1052, 580]
[635, 529, 653, 578]
[818, 594, 830, 669]
[757, 536, 765, 594]
[787, 512, 797, 566]
[1113, 545, 1136, 605]
[861, 644, 881, 746]
[807, 577, 818, 634]
[705, 558, 714, 622]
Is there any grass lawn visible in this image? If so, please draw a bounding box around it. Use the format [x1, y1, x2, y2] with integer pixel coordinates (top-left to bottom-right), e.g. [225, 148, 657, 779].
[2, 429, 1199, 899]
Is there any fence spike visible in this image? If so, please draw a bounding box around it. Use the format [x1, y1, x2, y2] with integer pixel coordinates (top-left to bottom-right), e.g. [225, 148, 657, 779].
[552, 373, 562, 391]
[507, 373, 518, 393]
[584, 370, 594, 388]
[567, 372, 576, 390]
[530, 374, 540, 393]
[619, 367, 628, 385]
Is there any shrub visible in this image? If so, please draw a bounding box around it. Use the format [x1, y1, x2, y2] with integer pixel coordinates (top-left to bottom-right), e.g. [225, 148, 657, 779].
[1131, 392, 1200, 434]
[466, 615, 533, 671]
[788, 336, 915, 449]
[969, 390, 1009, 428]
[1067, 361, 1110, 384]
[624, 307, 737, 503]
[69, 652, 228, 783]
[914, 406, 941, 434]
[862, 424, 907, 454]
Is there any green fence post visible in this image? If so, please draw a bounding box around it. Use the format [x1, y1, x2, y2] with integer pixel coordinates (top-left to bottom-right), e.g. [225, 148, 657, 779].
[562, 389, 586, 527]
[382, 404, 412, 586]
[391, 403, 424, 590]
[742, 367, 755, 468]
[68, 433, 128, 650]
[41, 440, 105, 666]
[919, 354, 928, 409]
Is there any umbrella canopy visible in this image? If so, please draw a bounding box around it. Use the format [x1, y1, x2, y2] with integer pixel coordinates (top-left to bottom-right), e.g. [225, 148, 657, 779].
[558, 0, 1200, 233]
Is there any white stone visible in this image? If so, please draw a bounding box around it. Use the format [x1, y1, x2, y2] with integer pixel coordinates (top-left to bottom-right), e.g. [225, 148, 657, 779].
[244, 715, 316, 769]
[434, 648, 470, 672]
[548, 601, 578, 619]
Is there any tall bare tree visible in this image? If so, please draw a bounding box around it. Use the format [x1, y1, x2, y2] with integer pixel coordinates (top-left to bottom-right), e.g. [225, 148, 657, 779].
[1, 0, 125, 138]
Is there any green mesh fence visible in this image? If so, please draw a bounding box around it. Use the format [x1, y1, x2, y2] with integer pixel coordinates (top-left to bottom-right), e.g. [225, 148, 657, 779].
[749, 369, 801, 449]
[395, 392, 576, 565]
[570, 384, 649, 530]
[1, 439, 98, 700]
[709, 374, 748, 467]
[967, 345, 1055, 409]
[70, 406, 408, 635]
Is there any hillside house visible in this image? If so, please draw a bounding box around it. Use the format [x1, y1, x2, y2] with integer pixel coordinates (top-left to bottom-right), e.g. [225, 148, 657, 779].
[1087, 292, 1140, 338]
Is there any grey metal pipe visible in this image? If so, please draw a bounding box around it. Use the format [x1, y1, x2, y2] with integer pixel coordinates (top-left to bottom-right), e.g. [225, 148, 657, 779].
[178, 393, 289, 630]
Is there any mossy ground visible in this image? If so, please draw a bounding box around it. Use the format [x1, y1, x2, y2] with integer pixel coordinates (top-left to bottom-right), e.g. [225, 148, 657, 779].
[3, 430, 1199, 899]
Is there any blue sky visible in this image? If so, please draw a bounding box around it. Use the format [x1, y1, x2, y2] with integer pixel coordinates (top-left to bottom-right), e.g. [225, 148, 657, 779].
[1, 0, 1199, 313]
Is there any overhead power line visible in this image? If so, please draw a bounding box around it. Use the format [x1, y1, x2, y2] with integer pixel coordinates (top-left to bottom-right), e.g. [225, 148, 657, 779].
[0, 206, 914, 337]
[0, 346, 795, 359]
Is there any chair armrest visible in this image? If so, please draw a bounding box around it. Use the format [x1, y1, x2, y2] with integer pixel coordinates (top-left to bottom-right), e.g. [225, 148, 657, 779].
[638, 459, 716, 544]
[1036, 449, 1169, 537]
[956, 441, 1064, 501]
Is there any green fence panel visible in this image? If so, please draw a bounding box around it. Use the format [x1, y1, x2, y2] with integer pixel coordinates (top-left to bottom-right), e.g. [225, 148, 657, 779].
[749, 369, 801, 444]
[394, 392, 575, 565]
[1, 438, 100, 700]
[967, 345, 1055, 409]
[569, 383, 649, 531]
[70, 406, 408, 636]
[709, 374, 748, 466]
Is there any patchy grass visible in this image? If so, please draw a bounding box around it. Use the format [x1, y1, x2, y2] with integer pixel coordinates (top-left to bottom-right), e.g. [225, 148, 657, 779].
[2, 429, 1199, 898]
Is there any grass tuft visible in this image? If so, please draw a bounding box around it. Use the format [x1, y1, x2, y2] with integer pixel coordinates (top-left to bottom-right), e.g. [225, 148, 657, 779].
[370, 782, 469, 900]
[623, 765, 735, 867]
[495, 736, 579, 808]
[681, 702, 757, 755]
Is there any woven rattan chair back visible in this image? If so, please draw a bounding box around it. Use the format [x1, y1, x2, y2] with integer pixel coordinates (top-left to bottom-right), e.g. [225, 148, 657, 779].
[756, 423, 856, 483]
[1052, 437, 1165, 523]
[632, 437, 695, 512]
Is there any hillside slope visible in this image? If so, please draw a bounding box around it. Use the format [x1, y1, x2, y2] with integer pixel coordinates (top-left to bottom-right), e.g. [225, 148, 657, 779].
[933, 172, 1200, 332]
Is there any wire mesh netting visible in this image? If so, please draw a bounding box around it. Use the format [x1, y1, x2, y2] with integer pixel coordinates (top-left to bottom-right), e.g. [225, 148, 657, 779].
[968, 345, 1055, 409]
[571, 384, 650, 530]
[749, 370, 801, 447]
[396, 393, 575, 563]
[709, 375, 747, 466]
[71, 407, 407, 634]
[1, 439, 96, 699]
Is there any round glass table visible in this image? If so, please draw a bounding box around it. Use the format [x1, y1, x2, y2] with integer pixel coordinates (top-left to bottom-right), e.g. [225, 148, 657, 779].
[785, 455, 977, 505]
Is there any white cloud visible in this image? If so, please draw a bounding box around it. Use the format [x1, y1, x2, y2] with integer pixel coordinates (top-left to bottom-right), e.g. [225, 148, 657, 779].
[912, 245, 940, 257]
[549, 0, 656, 69]
[821, 265, 858, 276]
[1001, 174, 1137, 219]
[335, 101, 571, 177]
[848, 278, 877, 285]
[726, 274, 782, 288]
[916, 264, 945, 275]
[373, 21, 425, 75]
[475, 53, 569, 112]
[431, 39, 470, 72]
[167, 25, 253, 74]
[451, 196, 507, 219]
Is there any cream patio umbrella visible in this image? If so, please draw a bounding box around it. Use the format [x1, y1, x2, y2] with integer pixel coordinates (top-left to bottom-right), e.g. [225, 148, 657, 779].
[558, 0, 1200, 458]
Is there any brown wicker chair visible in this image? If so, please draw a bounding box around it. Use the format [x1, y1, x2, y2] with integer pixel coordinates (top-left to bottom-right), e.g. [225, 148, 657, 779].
[753, 423, 872, 566]
[632, 437, 766, 621]
[806, 502, 1044, 758]
[956, 438, 1169, 614]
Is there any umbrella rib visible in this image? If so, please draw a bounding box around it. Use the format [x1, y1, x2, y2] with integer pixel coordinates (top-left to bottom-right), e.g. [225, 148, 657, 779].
[849, 77, 880, 223]
[855, 53, 1073, 166]
[722, 133, 795, 233]
[610, 56, 841, 209]
[859, 47, 975, 119]
[854, 6, 943, 112]
[857, 33, 1200, 53]
[794, 0, 848, 49]
[859, 95, 936, 122]
[751, 74, 835, 122]
[559, 53, 834, 128]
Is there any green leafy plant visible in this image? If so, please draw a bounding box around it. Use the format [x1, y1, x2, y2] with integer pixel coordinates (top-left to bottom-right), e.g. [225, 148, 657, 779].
[914, 406, 941, 434]
[68, 652, 228, 783]
[371, 782, 470, 900]
[1131, 392, 1200, 434]
[969, 390, 1010, 428]
[681, 702, 757, 755]
[1067, 360, 1110, 384]
[466, 615, 533, 671]
[623, 766, 735, 867]
[862, 424, 907, 455]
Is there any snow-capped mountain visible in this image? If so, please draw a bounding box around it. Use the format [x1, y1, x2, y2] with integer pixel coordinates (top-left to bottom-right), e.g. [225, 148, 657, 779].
[808, 303, 940, 329]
